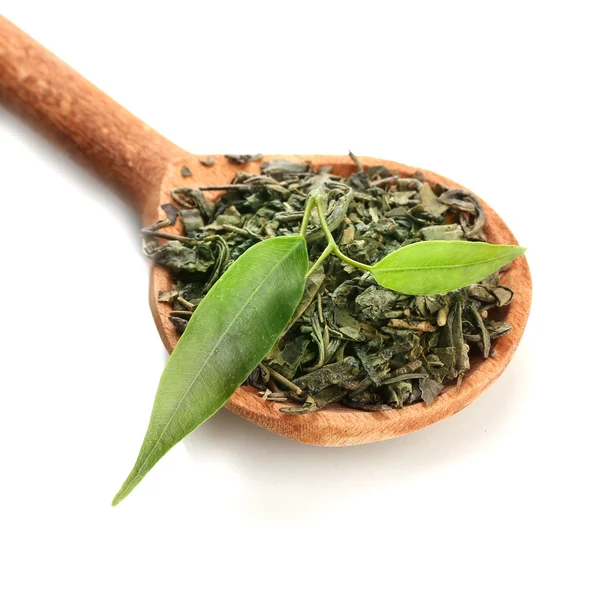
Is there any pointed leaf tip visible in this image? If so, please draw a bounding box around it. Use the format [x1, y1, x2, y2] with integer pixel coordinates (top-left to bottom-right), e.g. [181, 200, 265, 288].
[112, 236, 308, 504]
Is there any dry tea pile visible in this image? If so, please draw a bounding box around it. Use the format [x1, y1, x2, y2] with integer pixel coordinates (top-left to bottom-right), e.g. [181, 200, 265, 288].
[142, 155, 515, 414]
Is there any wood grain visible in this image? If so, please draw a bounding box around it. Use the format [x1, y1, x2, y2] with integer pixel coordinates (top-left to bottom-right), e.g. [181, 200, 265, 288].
[0, 16, 532, 446]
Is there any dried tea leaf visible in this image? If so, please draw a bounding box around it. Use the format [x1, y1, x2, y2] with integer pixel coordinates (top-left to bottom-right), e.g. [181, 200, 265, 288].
[157, 288, 178, 303]
[355, 286, 398, 320]
[492, 286, 514, 306]
[260, 159, 309, 180]
[294, 358, 363, 393]
[280, 385, 346, 414]
[468, 284, 497, 303]
[486, 321, 512, 339]
[180, 208, 205, 235]
[150, 241, 216, 274]
[422, 224, 464, 241]
[418, 182, 448, 214]
[438, 189, 485, 239]
[388, 319, 437, 332]
[160, 203, 179, 225]
[329, 305, 367, 341]
[470, 303, 491, 357]
[169, 316, 188, 333]
[199, 156, 214, 167]
[225, 153, 263, 164]
[420, 377, 444, 405]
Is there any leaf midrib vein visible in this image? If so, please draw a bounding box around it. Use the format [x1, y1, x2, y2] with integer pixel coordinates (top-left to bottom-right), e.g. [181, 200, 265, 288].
[376, 252, 514, 273]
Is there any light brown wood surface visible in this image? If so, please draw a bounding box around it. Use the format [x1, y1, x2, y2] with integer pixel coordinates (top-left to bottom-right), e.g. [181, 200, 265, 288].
[0, 17, 532, 446]
[0, 16, 187, 216]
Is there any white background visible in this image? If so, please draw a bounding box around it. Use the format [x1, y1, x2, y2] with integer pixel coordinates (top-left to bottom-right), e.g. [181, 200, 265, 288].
[1, 1, 598, 590]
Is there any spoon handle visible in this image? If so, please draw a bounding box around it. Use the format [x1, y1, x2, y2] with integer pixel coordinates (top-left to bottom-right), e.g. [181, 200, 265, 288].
[0, 16, 188, 217]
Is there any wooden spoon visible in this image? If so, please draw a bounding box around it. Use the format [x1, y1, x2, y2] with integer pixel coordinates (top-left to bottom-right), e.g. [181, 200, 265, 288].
[0, 17, 532, 446]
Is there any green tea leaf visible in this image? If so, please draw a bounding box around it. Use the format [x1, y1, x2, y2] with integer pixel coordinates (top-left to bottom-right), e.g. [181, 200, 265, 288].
[371, 240, 525, 295]
[113, 236, 308, 505]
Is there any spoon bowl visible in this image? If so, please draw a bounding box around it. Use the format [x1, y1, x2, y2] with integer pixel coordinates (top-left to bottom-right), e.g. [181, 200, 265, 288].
[0, 17, 532, 446]
[151, 154, 532, 446]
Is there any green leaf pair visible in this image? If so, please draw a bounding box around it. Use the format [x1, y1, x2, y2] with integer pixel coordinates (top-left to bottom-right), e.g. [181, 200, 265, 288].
[113, 222, 524, 505]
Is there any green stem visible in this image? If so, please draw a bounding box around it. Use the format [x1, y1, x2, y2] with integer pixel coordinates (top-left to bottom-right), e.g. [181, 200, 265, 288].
[306, 244, 334, 278]
[332, 248, 373, 272]
[313, 192, 336, 244]
[299, 195, 316, 238]
[313, 195, 374, 273]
